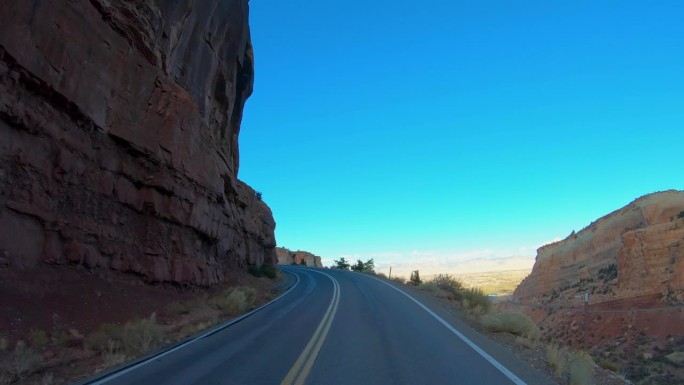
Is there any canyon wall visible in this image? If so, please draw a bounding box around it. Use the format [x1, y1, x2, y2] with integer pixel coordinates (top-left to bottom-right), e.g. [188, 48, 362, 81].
[0, 0, 276, 285]
[276, 247, 323, 267]
[513, 190, 684, 304]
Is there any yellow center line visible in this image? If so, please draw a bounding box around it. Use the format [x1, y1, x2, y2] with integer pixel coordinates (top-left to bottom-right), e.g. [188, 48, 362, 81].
[281, 271, 340, 385]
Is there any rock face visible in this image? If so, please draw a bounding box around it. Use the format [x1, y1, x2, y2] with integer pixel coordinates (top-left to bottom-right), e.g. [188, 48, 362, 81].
[509, 190, 684, 362]
[513, 190, 684, 304]
[276, 247, 323, 267]
[0, 0, 276, 285]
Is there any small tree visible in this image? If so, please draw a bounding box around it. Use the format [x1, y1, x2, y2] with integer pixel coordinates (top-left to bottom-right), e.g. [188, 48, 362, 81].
[333, 257, 350, 270]
[351, 259, 365, 272]
[255, 191, 263, 200]
[410, 270, 421, 285]
[363, 258, 375, 272]
[299, 260, 307, 266]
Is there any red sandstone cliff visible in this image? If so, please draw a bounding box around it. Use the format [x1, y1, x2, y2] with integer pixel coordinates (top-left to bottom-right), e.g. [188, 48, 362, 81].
[509, 190, 684, 372]
[513, 190, 684, 304]
[0, 0, 275, 285]
[276, 247, 323, 268]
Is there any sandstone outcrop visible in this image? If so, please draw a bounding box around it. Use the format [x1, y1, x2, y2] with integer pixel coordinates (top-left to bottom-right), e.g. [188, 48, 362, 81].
[276, 247, 323, 267]
[509, 190, 684, 368]
[513, 190, 684, 304]
[0, 0, 276, 285]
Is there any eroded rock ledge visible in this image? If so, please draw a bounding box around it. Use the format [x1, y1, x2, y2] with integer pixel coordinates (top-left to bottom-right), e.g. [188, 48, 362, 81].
[0, 0, 275, 285]
[513, 190, 684, 303]
[276, 247, 323, 268]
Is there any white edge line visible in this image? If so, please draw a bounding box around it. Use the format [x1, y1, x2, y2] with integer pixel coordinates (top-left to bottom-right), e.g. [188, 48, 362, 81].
[87, 269, 301, 385]
[368, 275, 527, 385]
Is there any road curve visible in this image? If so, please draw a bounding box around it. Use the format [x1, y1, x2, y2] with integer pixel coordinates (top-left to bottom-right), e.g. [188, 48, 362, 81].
[77, 267, 555, 385]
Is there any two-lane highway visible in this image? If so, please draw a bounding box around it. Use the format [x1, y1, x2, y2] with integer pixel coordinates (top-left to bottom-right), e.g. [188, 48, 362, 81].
[79, 267, 555, 385]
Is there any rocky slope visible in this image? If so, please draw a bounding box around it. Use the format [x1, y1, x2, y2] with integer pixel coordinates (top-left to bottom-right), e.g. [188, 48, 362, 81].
[514, 190, 684, 304]
[510, 190, 684, 382]
[0, 0, 275, 285]
[276, 247, 323, 267]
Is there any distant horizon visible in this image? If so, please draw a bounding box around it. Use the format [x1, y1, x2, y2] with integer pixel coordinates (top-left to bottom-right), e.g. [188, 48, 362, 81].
[240, 1, 684, 271]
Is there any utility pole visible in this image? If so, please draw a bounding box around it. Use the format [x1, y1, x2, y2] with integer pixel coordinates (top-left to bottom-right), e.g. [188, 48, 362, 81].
[389, 267, 392, 279]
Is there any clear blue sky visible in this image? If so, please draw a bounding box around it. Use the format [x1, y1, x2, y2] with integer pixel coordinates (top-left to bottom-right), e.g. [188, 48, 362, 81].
[239, 0, 684, 269]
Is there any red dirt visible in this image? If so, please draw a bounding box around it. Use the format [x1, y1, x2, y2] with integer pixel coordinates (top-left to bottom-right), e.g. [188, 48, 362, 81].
[1, 265, 278, 343]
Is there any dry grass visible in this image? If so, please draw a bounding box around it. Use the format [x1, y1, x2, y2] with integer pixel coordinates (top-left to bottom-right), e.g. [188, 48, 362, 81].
[210, 287, 257, 315]
[87, 323, 124, 353]
[481, 311, 539, 343]
[599, 360, 619, 372]
[87, 314, 163, 357]
[569, 351, 594, 385]
[29, 329, 49, 348]
[419, 281, 438, 292]
[547, 344, 569, 378]
[11, 342, 41, 378]
[0, 371, 13, 385]
[122, 313, 164, 356]
[166, 301, 191, 316]
[52, 330, 75, 347]
[389, 276, 406, 284]
[179, 316, 219, 338]
[41, 372, 54, 385]
[546, 345, 595, 385]
[100, 339, 126, 370]
[432, 274, 464, 295]
[462, 288, 491, 314]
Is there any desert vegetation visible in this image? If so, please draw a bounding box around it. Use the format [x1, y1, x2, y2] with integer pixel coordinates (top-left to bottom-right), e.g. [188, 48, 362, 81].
[0, 283, 272, 384]
[379, 272, 605, 385]
[247, 263, 278, 279]
[333, 257, 377, 274]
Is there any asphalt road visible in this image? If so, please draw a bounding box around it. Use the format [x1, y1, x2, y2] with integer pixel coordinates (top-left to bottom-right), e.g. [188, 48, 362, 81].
[78, 267, 555, 385]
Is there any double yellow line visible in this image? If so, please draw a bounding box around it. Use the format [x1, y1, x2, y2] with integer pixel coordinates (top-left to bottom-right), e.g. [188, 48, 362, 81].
[281, 271, 340, 385]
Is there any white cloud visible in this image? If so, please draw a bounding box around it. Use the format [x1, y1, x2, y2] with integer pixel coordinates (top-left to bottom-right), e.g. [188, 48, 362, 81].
[322, 240, 560, 277]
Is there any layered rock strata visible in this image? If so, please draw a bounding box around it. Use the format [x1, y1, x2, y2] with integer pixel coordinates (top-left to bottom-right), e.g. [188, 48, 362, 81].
[0, 0, 275, 285]
[513, 190, 684, 304]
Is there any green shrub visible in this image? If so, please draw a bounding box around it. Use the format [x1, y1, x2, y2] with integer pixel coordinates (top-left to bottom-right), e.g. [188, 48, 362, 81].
[210, 287, 256, 315]
[569, 351, 594, 385]
[462, 288, 491, 314]
[481, 311, 539, 342]
[166, 301, 190, 316]
[87, 323, 124, 353]
[247, 265, 262, 278]
[376, 273, 387, 279]
[432, 274, 464, 296]
[29, 329, 49, 348]
[260, 264, 277, 279]
[121, 313, 163, 356]
[546, 344, 569, 378]
[11, 342, 41, 378]
[599, 360, 619, 372]
[390, 276, 406, 284]
[101, 339, 126, 369]
[419, 281, 438, 292]
[52, 330, 73, 347]
[678, 210, 684, 219]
